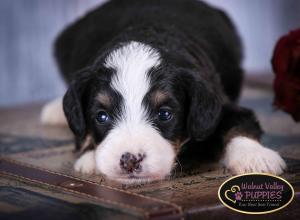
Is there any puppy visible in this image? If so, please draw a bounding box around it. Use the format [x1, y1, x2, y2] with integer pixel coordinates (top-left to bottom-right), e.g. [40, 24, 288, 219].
[41, 0, 286, 183]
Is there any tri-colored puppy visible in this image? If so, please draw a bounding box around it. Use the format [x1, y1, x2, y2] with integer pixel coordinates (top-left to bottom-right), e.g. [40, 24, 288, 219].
[41, 0, 286, 183]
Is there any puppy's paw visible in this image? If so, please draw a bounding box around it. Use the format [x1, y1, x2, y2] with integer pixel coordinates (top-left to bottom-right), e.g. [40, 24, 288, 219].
[221, 136, 286, 175]
[40, 97, 68, 126]
[74, 151, 96, 174]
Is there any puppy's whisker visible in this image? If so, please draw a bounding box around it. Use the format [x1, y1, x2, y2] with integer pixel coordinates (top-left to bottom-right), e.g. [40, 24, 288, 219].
[175, 157, 183, 177]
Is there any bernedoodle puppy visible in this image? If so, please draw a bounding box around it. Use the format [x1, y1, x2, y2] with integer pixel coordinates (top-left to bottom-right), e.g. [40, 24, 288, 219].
[41, 0, 286, 183]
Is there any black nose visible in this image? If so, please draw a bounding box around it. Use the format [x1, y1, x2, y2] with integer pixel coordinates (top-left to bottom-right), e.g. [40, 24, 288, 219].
[120, 152, 145, 173]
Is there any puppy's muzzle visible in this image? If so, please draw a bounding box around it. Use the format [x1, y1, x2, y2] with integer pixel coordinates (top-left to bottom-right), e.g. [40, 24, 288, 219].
[120, 152, 145, 174]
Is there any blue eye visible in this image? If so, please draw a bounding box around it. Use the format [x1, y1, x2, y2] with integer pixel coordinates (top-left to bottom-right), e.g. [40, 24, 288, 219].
[158, 108, 173, 121]
[96, 111, 110, 123]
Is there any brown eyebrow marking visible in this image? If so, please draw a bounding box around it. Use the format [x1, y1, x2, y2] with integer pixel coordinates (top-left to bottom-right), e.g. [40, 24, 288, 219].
[151, 90, 169, 106]
[96, 93, 112, 108]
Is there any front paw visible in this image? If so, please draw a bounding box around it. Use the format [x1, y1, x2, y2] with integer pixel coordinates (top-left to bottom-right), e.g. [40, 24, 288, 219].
[74, 151, 96, 174]
[221, 136, 286, 175]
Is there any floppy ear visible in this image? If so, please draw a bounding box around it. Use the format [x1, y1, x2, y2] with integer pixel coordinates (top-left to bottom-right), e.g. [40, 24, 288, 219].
[186, 76, 223, 141]
[63, 73, 90, 147]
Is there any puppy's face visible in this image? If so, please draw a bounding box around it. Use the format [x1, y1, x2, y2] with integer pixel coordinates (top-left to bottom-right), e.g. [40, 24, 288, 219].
[63, 41, 222, 183]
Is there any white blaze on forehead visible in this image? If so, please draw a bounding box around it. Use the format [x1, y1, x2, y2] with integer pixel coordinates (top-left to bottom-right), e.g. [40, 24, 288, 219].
[104, 41, 161, 124]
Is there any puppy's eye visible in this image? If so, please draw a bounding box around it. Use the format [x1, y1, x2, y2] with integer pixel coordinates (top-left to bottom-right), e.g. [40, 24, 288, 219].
[158, 108, 173, 121]
[96, 111, 110, 123]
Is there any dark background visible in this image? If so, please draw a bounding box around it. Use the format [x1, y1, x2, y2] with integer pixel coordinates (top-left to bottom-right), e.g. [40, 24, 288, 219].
[1, 0, 300, 106]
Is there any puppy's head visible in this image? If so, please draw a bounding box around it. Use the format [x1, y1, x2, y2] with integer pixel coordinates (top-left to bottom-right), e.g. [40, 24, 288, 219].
[63, 41, 222, 183]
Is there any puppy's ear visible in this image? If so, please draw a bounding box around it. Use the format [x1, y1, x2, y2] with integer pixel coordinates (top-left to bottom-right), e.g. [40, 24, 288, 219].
[186, 75, 223, 141]
[63, 73, 90, 146]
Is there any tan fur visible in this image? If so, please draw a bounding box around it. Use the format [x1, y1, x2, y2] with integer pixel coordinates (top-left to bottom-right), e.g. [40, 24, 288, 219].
[96, 93, 112, 108]
[152, 90, 169, 106]
[79, 134, 95, 155]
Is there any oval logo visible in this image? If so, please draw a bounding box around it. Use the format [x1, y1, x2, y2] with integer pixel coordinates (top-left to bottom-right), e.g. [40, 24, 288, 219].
[218, 173, 294, 214]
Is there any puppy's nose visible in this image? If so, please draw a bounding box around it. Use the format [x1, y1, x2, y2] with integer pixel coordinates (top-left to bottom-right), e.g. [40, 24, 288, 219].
[120, 152, 145, 173]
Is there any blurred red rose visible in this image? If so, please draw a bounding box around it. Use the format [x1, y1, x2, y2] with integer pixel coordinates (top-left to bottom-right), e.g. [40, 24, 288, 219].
[272, 29, 300, 122]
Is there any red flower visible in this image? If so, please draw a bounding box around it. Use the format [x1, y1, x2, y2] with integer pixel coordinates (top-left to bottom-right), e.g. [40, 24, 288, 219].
[272, 29, 300, 122]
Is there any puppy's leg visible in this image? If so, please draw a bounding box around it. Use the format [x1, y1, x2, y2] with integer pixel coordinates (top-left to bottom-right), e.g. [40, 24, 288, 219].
[74, 150, 96, 174]
[40, 97, 68, 126]
[219, 105, 286, 175]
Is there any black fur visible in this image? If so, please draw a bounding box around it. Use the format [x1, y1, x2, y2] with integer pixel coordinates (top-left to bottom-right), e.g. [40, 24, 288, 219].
[59, 0, 261, 161]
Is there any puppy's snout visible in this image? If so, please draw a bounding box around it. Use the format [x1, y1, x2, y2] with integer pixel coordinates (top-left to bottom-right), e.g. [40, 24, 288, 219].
[120, 152, 145, 173]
